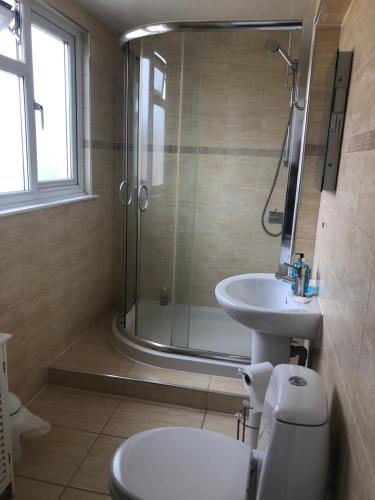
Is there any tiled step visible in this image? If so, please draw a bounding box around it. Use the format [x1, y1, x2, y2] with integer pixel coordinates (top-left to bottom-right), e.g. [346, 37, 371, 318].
[48, 312, 248, 414]
[48, 367, 245, 414]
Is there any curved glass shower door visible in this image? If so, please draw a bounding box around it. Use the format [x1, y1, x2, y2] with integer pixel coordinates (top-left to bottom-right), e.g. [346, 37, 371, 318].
[122, 28, 301, 359]
[135, 33, 195, 348]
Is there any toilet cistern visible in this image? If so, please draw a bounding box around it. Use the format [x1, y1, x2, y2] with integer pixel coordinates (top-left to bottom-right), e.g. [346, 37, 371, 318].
[108, 365, 329, 500]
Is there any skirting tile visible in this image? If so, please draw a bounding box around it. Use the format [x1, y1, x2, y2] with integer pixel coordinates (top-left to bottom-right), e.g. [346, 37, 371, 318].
[48, 367, 245, 413]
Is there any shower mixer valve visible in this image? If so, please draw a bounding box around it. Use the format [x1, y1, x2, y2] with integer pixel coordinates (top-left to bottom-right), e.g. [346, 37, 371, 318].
[275, 253, 313, 298]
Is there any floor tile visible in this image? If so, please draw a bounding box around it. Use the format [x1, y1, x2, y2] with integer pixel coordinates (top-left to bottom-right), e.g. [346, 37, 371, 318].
[70, 435, 123, 495]
[61, 487, 111, 499]
[0, 477, 63, 500]
[103, 398, 205, 438]
[203, 412, 239, 439]
[209, 375, 247, 395]
[77, 311, 115, 346]
[29, 387, 121, 433]
[15, 426, 97, 485]
[127, 362, 211, 389]
[52, 341, 132, 376]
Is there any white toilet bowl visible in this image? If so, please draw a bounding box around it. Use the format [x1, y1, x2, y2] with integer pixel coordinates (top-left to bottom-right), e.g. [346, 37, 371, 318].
[109, 427, 251, 500]
[109, 365, 329, 500]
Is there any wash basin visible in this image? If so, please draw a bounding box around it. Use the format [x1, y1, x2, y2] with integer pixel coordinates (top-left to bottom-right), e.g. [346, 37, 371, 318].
[215, 273, 322, 340]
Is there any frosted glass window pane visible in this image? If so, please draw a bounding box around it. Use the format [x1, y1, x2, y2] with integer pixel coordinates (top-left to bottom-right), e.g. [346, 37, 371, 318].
[0, 1, 19, 60]
[0, 69, 27, 193]
[31, 24, 73, 182]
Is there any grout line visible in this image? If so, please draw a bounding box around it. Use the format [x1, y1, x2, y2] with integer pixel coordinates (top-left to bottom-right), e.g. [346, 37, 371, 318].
[98, 395, 123, 434]
[201, 411, 208, 430]
[66, 431, 102, 489]
[57, 485, 66, 500]
[14, 472, 67, 488]
[60, 484, 111, 498]
[25, 384, 49, 407]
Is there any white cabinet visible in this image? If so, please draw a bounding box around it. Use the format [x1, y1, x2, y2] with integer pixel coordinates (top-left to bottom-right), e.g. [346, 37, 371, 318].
[0, 333, 14, 497]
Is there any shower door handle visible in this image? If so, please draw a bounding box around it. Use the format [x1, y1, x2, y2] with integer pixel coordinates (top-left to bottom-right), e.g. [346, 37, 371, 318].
[138, 184, 148, 212]
[119, 180, 127, 207]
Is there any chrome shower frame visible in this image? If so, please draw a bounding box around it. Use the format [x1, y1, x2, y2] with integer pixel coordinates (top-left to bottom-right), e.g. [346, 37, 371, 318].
[117, 11, 317, 366]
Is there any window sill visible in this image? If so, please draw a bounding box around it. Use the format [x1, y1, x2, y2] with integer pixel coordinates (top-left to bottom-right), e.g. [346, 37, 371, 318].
[0, 193, 98, 218]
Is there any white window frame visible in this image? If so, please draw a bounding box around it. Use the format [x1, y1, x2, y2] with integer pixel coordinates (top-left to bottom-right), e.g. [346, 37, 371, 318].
[0, 0, 85, 212]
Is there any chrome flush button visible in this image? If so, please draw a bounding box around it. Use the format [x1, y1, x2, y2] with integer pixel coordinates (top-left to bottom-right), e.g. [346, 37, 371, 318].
[289, 376, 307, 386]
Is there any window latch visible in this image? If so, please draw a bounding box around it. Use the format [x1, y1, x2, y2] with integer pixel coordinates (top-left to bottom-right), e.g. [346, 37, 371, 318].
[34, 102, 44, 130]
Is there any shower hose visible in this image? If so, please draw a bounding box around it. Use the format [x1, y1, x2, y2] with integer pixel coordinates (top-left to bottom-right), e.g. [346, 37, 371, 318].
[261, 104, 295, 237]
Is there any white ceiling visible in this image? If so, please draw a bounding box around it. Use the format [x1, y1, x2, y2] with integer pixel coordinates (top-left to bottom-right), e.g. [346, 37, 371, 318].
[76, 0, 313, 34]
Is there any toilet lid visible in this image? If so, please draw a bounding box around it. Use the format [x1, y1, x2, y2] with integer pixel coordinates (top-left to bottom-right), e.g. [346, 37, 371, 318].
[110, 427, 252, 500]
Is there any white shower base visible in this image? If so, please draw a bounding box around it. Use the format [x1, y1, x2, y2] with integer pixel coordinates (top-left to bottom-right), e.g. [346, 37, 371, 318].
[134, 301, 252, 357]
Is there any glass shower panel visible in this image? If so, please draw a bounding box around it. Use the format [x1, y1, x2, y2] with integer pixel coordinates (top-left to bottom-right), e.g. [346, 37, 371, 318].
[172, 30, 300, 356]
[170, 33, 200, 348]
[124, 44, 140, 336]
[136, 33, 185, 345]
[128, 28, 300, 358]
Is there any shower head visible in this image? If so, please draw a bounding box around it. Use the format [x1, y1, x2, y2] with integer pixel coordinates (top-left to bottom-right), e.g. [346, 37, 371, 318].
[265, 38, 280, 53]
[265, 38, 298, 72]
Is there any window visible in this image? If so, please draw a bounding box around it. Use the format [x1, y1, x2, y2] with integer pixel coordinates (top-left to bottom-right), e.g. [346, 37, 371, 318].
[0, 0, 85, 211]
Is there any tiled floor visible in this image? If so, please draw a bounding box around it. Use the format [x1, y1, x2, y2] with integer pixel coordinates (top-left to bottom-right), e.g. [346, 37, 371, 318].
[5, 386, 240, 499]
[51, 311, 247, 396]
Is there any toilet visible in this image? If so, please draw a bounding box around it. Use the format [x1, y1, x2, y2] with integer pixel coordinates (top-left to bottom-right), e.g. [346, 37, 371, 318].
[109, 364, 329, 500]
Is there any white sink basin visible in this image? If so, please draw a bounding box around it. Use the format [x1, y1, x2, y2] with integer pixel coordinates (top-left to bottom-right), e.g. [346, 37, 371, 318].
[215, 273, 322, 340]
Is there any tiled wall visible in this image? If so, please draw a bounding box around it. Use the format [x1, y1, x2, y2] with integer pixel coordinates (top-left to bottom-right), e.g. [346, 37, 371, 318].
[0, 0, 117, 403]
[311, 0, 375, 498]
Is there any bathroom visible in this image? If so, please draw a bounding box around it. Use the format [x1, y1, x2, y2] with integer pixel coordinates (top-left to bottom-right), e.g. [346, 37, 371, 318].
[0, 0, 373, 498]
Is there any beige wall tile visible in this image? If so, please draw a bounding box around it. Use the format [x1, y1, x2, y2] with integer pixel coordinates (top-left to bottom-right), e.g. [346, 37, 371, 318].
[311, 1, 375, 498]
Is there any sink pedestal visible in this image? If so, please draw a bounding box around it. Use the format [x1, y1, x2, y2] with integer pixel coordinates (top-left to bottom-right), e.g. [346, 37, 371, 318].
[251, 330, 291, 365]
[248, 331, 291, 448]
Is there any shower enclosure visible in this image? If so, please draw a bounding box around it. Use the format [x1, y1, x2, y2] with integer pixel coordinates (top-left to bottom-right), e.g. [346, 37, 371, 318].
[114, 21, 311, 368]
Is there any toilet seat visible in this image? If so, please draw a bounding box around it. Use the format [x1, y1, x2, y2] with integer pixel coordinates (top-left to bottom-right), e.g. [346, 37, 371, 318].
[109, 427, 252, 500]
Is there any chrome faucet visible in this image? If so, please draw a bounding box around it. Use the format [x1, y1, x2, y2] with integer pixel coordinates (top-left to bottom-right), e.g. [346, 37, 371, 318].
[275, 259, 311, 297]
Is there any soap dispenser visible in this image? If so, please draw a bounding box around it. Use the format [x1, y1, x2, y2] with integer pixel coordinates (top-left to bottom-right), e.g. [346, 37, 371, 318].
[291, 253, 311, 295]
